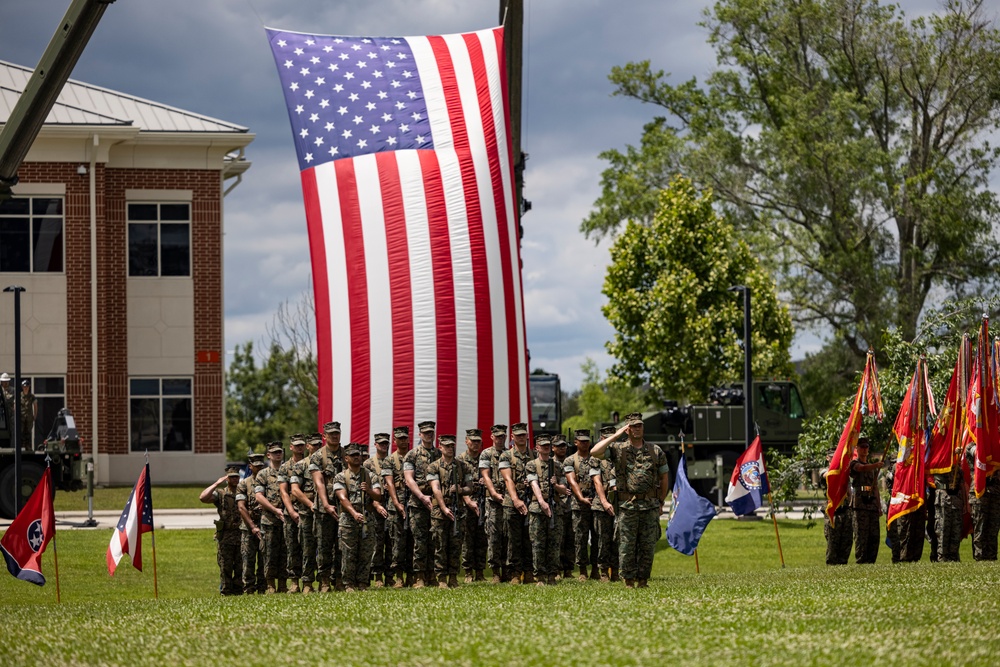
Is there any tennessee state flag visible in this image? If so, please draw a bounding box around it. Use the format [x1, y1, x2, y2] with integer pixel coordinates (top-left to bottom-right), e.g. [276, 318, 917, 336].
[107, 463, 154, 575]
[1, 467, 56, 586]
[967, 318, 1000, 497]
[725, 436, 769, 516]
[887, 358, 935, 527]
[826, 351, 884, 525]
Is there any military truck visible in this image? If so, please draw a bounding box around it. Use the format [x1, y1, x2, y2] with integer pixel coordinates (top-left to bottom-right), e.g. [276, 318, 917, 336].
[614, 380, 806, 499]
[529, 372, 562, 437]
[0, 400, 87, 518]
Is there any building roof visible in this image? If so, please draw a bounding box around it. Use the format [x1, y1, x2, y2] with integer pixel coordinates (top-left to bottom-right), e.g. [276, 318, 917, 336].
[0, 60, 248, 133]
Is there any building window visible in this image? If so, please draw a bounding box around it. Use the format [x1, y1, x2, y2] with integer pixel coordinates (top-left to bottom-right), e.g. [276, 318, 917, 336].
[130, 378, 193, 452]
[127, 202, 190, 277]
[0, 197, 64, 273]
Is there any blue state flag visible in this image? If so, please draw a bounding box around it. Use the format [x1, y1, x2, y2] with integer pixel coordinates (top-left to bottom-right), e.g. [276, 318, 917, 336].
[666, 456, 717, 556]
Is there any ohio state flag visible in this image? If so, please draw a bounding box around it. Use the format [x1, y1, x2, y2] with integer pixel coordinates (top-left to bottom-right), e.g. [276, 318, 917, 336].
[1, 467, 56, 586]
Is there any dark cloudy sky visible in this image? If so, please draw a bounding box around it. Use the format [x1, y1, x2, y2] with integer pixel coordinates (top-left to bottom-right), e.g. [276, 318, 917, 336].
[1, 0, 949, 390]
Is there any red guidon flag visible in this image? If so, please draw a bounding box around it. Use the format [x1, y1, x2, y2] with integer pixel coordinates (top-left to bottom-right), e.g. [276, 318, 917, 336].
[826, 351, 884, 525]
[928, 336, 970, 475]
[887, 357, 935, 527]
[967, 317, 1000, 496]
[266, 26, 529, 441]
[1, 467, 55, 586]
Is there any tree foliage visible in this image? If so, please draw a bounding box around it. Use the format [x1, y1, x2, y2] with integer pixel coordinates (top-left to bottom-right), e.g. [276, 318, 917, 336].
[561, 359, 652, 433]
[602, 176, 794, 401]
[586, 0, 1000, 359]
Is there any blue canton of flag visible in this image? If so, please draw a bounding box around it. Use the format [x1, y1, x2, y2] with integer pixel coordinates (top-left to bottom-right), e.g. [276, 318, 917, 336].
[666, 456, 717, 556]
[270, 31, 435, 170]
[107, 463, 154, 575]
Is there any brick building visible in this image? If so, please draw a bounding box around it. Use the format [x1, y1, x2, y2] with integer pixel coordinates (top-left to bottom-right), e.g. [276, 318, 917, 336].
[0, 61, 253, 485]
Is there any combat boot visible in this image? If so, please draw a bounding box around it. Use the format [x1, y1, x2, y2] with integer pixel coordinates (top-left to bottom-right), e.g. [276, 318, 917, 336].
[413, 574, 426, 589]
[637, 579, 648, 588]
[491, 572, 501, 584]
[319, 576, 331, 593]
[589, 566, 601, 581]
[562, 569, 572, 580]
[448, 574, 459, 588]
[372, 574, 384, 589]
[403, 572, 413, 587]
[509, 571, 522, 584]
[547, 574, 557, 585]
[385, 572, 396, 588]
[358, 583, 369, 592]
[277, 578, 288, 593]
[535, 578, 546, 587]
[610, 568, 620, 582]
[464, 568, 474, 584]
[335, 578, 345, 592]
[522, 571, 535, 584]
[578, 566, 588, 582]
[344, 585, 356, 593]
[624, 578, 635, 588]
[265, 579, 277, 594]
[393, 574, 405, 589]
[600, 570, 610, 583]
[438, 575, 449, 589]
[301, 583, 313, 594]
[475, 570, 485, 582]
[288, 579, 300, 594]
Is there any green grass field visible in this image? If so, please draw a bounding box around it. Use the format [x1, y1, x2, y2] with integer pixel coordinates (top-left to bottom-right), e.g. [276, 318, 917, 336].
[1, 520, 998, 666]
[54, 485, 207, 512]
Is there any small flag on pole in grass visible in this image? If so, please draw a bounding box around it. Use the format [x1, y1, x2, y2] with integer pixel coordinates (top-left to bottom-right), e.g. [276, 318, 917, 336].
[666, 455, 716, 556]
[1, 466, 56, 586]
[725, 435, 768, 516]
[107, 462, 154, 575]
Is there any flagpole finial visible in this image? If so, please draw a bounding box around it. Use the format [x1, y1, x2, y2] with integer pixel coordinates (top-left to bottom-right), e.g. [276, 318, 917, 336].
[44, 453, 52, 467]
[144, 449, 149, 465]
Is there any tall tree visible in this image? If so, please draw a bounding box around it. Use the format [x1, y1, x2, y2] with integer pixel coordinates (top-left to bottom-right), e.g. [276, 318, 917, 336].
[602, 176, 794, 401]
[561, 359, 652, 433]
[585, 0, 1000, 357]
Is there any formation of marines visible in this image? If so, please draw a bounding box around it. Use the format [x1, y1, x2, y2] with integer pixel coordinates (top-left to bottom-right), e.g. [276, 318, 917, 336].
[200, 413, 670, 593]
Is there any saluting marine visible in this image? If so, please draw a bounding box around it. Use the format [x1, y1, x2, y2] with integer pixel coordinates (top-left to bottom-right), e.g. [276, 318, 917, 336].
[199, 464, 244, 595]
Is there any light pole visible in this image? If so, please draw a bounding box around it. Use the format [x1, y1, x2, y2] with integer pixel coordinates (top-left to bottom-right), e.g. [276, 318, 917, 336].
[728, 285, 753, 449]
[4, 285, 26, 514]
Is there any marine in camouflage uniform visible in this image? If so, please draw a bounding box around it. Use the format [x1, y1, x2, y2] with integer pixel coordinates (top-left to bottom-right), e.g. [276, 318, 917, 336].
[890, 460, 925, 563]
[499, 422, 537, 583]
[589, 450, 619, 580]
[236, 454, 266, 594]
[564, 429, 598, 581]
[932, 457, 965, 562]
[290, 434, 322, 592]
[255, 441, 288, 593]
[279, 434, 308, 592]
[849, 438, 884, 564]
[428, 435, 476, 588]
[333, 442, 382, 591]
[403, 420, 442, 588]
[591, 414, 668, 588]
[526, 436, 569, 584]
[199, 465, 244, 595]
[458, 429, 488, 582]
[552, 435, 575, 578]
[478, 424, 509, 582]
[309, 421, 346, 591]
[967, 442, 1000, 561]
[384, 426, 413, 587]
[363, 433, 392, 586]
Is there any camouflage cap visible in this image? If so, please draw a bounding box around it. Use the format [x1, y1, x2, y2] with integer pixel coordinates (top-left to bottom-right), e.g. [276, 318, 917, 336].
[418, 420, 436, 433]
[308, 433, 324, 446]
[267, 441, 284, 453]
[248, 452, 266, 465]
[491, 424, 508, 436]
[324, 421, 341, 434]
[511, 422, 528, 435]
[535, 435, 552, 447]
[289, 433, 307, 446]
[625, 412, 644, 426]
[393, 426, 410, 439]
[599, 425, 617, 438]
[344, 442, 363, 455]
[374, 432, 391, 445]
[552, 436, 568, 448]
[226, 464, 242, 476]
[466, 428, 483, 441]
[439, 434, 457, 446]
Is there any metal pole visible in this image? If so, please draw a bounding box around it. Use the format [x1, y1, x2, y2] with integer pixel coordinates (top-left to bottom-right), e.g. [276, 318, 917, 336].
[743, 287, 753, 449]
[4, 285, 26, 514]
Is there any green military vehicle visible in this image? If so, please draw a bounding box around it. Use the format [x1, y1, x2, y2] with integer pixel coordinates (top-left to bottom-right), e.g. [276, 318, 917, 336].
[616, 380, 806, 499]
[0, 399, 87, 518]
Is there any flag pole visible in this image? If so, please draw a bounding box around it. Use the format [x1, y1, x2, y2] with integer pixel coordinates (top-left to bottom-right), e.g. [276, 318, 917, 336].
[47, 457, 61, 603]
[757, 426, 785, 568]
[694, 548, 700, 574]
[146, 452, 159, 599]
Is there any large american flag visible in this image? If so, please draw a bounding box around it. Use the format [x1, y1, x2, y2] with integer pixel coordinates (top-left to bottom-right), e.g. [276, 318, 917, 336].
[267, 26, 529, 441]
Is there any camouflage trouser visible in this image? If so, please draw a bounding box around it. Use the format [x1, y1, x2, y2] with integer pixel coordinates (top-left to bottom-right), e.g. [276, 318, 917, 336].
[971, 487, 1000, 561]
[617, 508, 659, 581]
[299, 510, 317, 584]
[925, 488, 938, 562]
[315, 511, 340, 580]
[935, 490, 963, 562]
[560, 504, 574, 572]
[432, 516, 464, 576]
[592, 509, 617, 570]
[339, 513, 375, 587]
[261, 522, 288, 579]
[462, 510, 488, 571]
[387, 509, 414, 575]
[571, 509, 598, 569]
[240, 530, 265, 593]
[528, 511, 563, 577]
[503, 506, 532, 574]
[852, 509, 880, 564]
[369, 513, 387, 577]
[485, 500, 507, 571]
[285, 514, 303, 579]
[216, 532, 242, 595]
[20, 422, 32, 449]
[887, 517, 901, 563]
[895, 511, 925, 563]
[409, 504, 434, 577]
[824, 510, 854, 564]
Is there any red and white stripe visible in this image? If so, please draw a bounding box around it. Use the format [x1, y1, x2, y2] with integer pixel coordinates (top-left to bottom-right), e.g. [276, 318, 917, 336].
[302, 27, 528, 442]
